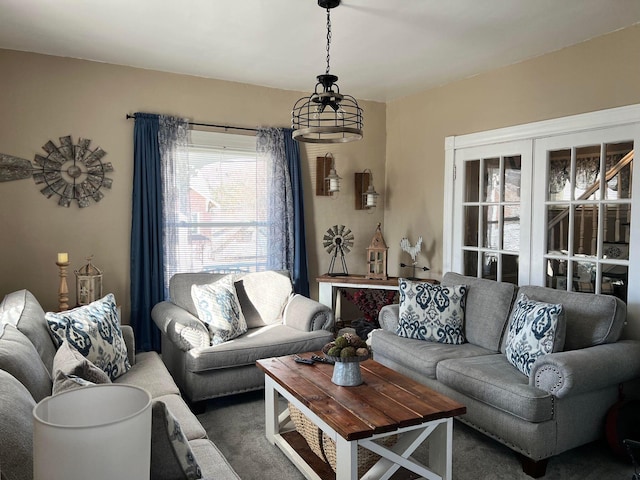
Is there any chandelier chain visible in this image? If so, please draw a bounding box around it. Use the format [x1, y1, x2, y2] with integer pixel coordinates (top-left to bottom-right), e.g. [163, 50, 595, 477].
[325, 7, 331, 74]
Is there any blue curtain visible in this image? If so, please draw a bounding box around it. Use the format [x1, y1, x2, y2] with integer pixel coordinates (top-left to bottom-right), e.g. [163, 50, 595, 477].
[283, 128, 310, 296]
[130, 113, 164, 352]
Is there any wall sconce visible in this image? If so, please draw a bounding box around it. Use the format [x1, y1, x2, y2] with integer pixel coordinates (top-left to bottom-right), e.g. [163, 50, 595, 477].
[315, 153, 341, 196]
[355, 169, 380, 210]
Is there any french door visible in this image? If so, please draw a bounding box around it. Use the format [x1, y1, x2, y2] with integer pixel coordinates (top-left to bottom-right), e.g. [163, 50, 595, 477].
[447, 140, 532, 285]
[530, 126, 639, 309]
[444, 104, 640, 338]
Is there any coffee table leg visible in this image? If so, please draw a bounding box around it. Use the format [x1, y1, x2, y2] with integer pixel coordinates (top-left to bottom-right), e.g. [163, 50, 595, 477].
[334, 435, 358, 480]
[428, 418, 453, 479]
[264, 376, 278, 444]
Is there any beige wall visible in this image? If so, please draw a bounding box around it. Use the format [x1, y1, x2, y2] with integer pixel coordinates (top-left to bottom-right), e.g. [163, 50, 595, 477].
[1, 24, 639, 325]
[0, 49, 386, 319]
[384, 24, 640, 281]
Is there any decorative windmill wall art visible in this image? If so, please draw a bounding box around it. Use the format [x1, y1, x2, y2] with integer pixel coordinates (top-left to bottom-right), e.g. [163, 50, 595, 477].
[0, 135, 113, 207]
[322, 225, 354, 277]
[400, 235, 430, 279]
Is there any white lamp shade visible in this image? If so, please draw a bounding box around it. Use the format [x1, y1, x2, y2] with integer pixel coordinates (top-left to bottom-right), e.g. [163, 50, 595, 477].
[33, 384, 152, 480]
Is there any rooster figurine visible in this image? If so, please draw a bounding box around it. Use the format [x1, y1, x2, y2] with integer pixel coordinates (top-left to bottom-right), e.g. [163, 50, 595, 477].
[400, 236, 422, 263]
[400, 236, 429, 279]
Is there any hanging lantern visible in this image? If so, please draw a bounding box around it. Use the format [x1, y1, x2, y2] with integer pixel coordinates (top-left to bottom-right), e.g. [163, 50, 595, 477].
[366, 223, 388, 280]
[75, 256, 103, 306]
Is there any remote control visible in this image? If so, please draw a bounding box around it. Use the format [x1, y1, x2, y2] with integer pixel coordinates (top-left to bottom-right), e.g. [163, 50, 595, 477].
[311, 354, 334, 365]
[294, 355, 315, 365]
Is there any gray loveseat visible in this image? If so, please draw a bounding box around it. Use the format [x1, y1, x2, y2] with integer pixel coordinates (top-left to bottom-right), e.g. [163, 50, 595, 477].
[151, 270, 334, 402]
[0, 289, 240, 480]
[370, 272, 640, 477]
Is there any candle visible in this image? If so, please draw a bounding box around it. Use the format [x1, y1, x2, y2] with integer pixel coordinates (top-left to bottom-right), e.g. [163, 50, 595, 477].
[57, 253, 68, 263]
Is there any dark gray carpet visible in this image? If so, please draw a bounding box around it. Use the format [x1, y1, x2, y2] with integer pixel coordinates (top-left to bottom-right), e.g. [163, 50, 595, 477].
[198, 390, 635, 480]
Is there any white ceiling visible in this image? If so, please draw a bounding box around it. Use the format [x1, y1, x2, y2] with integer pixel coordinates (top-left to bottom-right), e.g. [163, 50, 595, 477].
[1, 0, 639, 102]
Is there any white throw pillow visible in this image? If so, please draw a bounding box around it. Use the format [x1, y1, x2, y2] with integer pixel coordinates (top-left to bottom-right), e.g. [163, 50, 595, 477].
[191, 276, 247, 345]
[45, 293, 130, 380]
[505, 293, 565, 376]
[396, 279, 467, 344]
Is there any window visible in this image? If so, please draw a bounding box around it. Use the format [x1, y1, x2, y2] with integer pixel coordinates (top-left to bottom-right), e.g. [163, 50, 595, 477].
[163, 130, 267, 284]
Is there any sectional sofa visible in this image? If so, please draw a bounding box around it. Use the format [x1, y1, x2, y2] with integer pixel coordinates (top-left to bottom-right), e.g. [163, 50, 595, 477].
[370, 272, 640, 477]
[0, 289, 240, 480]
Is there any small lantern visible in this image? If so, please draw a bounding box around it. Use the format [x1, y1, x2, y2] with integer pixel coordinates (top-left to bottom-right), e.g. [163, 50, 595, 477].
[366, 223, 388, 280]
[75, 256, 103, 306]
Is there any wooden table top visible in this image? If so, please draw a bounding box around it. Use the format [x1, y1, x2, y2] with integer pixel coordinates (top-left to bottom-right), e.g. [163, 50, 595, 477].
[256, 353, 466, 441]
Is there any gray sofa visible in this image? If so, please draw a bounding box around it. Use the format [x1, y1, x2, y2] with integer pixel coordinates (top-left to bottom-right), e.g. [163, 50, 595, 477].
[151, 270, 334, 402]
[0, 289, 240, 480]
[370, 272, 640, 477]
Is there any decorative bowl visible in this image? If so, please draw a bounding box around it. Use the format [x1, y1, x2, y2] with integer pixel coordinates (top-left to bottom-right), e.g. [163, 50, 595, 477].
[321, 344, 370, 364]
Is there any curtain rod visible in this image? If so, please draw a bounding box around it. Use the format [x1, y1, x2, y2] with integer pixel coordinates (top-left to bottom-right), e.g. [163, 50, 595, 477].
[125, 114, 258, 133]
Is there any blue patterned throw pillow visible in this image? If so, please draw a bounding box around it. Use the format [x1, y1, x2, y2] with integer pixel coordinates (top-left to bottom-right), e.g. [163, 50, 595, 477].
[396, 279, 468, 344]
[45, 293, 130, 380]
[505, 293, 565, 377]
[151, 401, 202, 480]
[191, 275, 247, 345]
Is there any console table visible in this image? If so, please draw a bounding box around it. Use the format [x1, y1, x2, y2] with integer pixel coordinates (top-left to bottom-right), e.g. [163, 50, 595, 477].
[316, 275, 399, 311]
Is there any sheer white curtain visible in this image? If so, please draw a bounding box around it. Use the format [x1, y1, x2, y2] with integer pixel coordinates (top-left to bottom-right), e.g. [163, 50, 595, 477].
[256, 128, 294, 274]
[158, 115, 190, 291]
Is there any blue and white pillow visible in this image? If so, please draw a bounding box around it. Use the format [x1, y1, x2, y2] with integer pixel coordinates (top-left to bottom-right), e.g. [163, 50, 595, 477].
[151, 401, 202, 480]
[396, 279, 467, 344]
[45, 293, 130, 380]
[505, 293, 565, 376]
[191, 275, 247, 345]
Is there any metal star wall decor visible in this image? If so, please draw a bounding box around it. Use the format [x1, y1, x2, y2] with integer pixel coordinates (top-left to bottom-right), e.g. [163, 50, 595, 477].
[0, 135, 113, 207]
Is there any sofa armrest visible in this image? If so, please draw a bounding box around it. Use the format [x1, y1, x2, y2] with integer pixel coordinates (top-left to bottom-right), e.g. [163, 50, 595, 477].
[282, 294, 334, 332]
[530, 340, 640, 398]
[151, 301, 210, 352]
[378, 304, 400, 332]
[120, 325, 136, 365]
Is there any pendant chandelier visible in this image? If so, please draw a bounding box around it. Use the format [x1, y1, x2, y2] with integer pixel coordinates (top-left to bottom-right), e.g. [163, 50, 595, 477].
[292, 0, 363, 144]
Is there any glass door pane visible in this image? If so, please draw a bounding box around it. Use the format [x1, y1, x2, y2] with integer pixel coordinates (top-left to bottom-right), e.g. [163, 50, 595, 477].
[534, 133, 634, 303]
[454, 141, 530, 283]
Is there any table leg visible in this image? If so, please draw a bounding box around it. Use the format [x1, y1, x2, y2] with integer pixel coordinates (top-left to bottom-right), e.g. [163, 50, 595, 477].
[264, 376, 278, 444]
[428, 418, 453, 479]
[334, 435, 358, 480]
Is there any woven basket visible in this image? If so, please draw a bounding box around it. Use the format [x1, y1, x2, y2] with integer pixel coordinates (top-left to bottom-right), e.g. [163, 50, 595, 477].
[288, 403, 397, 477]
[289, 403, 325, 461]
[322, 430, 397, 477]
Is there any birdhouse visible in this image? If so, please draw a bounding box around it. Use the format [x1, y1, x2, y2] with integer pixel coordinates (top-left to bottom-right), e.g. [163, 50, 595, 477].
[366, 223, 388, 280]
[75, 256, 103, 306]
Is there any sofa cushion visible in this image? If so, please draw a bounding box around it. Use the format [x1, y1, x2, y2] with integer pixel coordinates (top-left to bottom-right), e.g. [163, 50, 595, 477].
[396, 279, 467, 344]
[436, 354, 554, 423]
[233, 270, 292, 328]
[0, 369, 35, 480]
[371, 329, 495, 379]
[191, 276, 248, 345]
[0, 289, 57, 375]
[189, 438, 241, 480]
[45, 293, 131, 380]
[114, 351, 180, 398]
[441, 273, 517, 352]
[185, 324, 333, 373]
[515, 285, 626, 351]
[52, 341, 112, 395]
[0, 324, 52, 402]
[151, 400, 203, 480]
